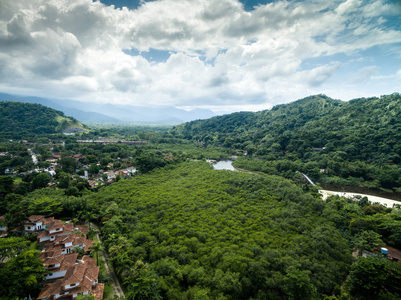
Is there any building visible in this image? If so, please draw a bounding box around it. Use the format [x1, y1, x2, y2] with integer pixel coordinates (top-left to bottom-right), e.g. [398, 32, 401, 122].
[44, 233, 94, 255]
[31, 215, 103, 299]
[37, 221, 75, 243]
[37, 255, 104, 300]
[24, 215, 55, 233]
[42, 253, 78, 281]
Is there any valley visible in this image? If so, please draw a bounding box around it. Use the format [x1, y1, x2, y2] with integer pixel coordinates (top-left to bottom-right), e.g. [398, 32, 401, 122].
[1, 94, 401, 299]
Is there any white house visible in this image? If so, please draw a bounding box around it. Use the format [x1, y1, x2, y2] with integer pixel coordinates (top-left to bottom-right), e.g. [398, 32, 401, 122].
[43, 253, 78, 281]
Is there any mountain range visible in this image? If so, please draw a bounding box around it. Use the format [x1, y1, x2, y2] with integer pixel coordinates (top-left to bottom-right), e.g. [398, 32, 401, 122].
[0, 92, 216, 124]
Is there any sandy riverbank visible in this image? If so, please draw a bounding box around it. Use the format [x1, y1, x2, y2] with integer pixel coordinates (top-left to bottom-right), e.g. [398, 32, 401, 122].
[320, 190, 401, 207]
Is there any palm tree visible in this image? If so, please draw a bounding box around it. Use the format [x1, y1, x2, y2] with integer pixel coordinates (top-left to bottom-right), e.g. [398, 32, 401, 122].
[86, 227, 97, 240]
[89, 241, 103, 266]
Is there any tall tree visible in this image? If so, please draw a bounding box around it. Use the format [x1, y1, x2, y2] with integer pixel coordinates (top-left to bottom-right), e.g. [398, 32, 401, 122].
[0, 250, 45, 298]
[89, 241, 103, 266]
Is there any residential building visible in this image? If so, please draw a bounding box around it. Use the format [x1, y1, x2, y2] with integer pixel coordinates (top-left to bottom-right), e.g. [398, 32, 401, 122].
[37, 255, 104, 300]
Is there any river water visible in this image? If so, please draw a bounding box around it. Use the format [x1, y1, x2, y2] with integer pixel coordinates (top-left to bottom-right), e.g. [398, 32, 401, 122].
[212, 160, 236, 171]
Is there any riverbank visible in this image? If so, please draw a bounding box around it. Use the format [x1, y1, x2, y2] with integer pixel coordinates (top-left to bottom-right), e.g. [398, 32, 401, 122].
[319, 183, 401, 201]
[319, 190, 401, 208]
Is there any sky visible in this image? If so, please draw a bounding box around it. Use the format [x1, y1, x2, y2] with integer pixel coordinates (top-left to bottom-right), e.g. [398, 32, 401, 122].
[0, 0, 400, 114]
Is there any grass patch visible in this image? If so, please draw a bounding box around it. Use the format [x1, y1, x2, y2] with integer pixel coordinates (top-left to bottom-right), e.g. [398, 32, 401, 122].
[13, 177, 23, 184]
[103, 283, 116, 300]
[29, 241, 38, 250]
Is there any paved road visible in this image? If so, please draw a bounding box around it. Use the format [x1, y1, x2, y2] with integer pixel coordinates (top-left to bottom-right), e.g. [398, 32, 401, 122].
[320, 190, 401, 208]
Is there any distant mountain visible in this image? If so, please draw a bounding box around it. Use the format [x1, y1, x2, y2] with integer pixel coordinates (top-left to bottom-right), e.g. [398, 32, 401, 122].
[0, 93, 121, 124]
[0, 101, 85, 140]
[0, 93, 216, 124]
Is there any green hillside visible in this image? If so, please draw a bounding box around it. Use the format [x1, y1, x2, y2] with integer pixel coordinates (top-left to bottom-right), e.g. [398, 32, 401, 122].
[171, 93, 401, 190]
[0, 102, 85, 140]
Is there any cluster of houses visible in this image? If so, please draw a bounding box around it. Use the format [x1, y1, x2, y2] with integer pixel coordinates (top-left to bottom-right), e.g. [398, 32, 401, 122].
[3, 139, 139, 185]
[5, 147, 137, 188]
[23, 215, 104, 300]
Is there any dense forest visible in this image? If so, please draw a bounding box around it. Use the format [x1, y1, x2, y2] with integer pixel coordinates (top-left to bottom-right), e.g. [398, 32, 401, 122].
[88, 162, 401, 299]
[0, 102, 84, 141]
[170, 93, 401, 191]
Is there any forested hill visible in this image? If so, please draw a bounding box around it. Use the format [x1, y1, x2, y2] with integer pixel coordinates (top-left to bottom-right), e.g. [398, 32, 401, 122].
[171, 93, 401, 190]
[0, 102, 84, 140]
[91, 161, 352, 299]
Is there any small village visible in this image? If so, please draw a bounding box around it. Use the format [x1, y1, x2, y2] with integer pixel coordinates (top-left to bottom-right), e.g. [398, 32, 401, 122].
[1, 138, 140, 189]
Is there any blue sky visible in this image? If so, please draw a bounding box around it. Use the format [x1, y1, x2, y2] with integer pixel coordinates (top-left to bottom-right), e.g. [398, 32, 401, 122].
[100, 0, 273, 11]
[0, 0, 400, 113]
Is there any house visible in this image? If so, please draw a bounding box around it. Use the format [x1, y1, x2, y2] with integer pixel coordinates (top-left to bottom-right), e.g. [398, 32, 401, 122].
[42, 253, 78, 281]
[73, 154, 85, 160]
[386, 246, 401, 262]
[37, 255, 104, 300]
[103, 171, 115, 181]
[52, 152, 62, 159]
[37, 221, 75, 243]
[44, 233, 94, 255]
[88, 180, 97, 188]
[24, 215, 55, 233]
[127, 166, 137, 174]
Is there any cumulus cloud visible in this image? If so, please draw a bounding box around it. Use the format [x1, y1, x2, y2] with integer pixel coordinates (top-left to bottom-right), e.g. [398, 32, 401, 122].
[0, 0, 400, 110]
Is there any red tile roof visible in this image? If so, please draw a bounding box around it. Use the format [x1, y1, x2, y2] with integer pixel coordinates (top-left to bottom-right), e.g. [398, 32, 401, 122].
[28, 215, 45, 222]
[387, 246, 401, 261]
[92, 283, 105, 300]
[38, 259, 100, 299]
[43, 253, 78, 274]
[75, 225, 90, 235]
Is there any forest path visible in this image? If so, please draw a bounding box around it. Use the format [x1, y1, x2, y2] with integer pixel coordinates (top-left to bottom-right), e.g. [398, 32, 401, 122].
[89, 223, 125, 299]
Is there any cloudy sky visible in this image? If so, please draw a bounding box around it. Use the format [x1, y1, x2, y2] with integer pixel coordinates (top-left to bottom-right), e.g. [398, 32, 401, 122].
[0, 0, 400, 113]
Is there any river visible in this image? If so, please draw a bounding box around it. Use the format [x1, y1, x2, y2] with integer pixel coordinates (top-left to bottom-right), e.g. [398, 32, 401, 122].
[212, 160, 236, 171]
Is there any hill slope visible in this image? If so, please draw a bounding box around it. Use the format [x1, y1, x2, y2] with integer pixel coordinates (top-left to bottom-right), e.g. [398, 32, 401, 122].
[171, 93, 401, 190]
[0, 102, 85, 140]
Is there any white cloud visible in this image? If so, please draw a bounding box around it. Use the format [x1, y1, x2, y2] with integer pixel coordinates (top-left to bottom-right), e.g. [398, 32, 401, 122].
[0, 0, 400, 111]
[350, 65, 378, 84]
[295, 63, 342, 87]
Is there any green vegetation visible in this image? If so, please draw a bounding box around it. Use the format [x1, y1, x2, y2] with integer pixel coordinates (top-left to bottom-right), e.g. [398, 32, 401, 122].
[91, 162, 353, 299]
[0, 102, 84, 141]
[347, 256, 401, 299]
[171, 93, 401, 191]
[0, 249, 45, 299]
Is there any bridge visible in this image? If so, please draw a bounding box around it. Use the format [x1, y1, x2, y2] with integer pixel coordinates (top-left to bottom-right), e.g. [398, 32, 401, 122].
[300, 172, 316, 186]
